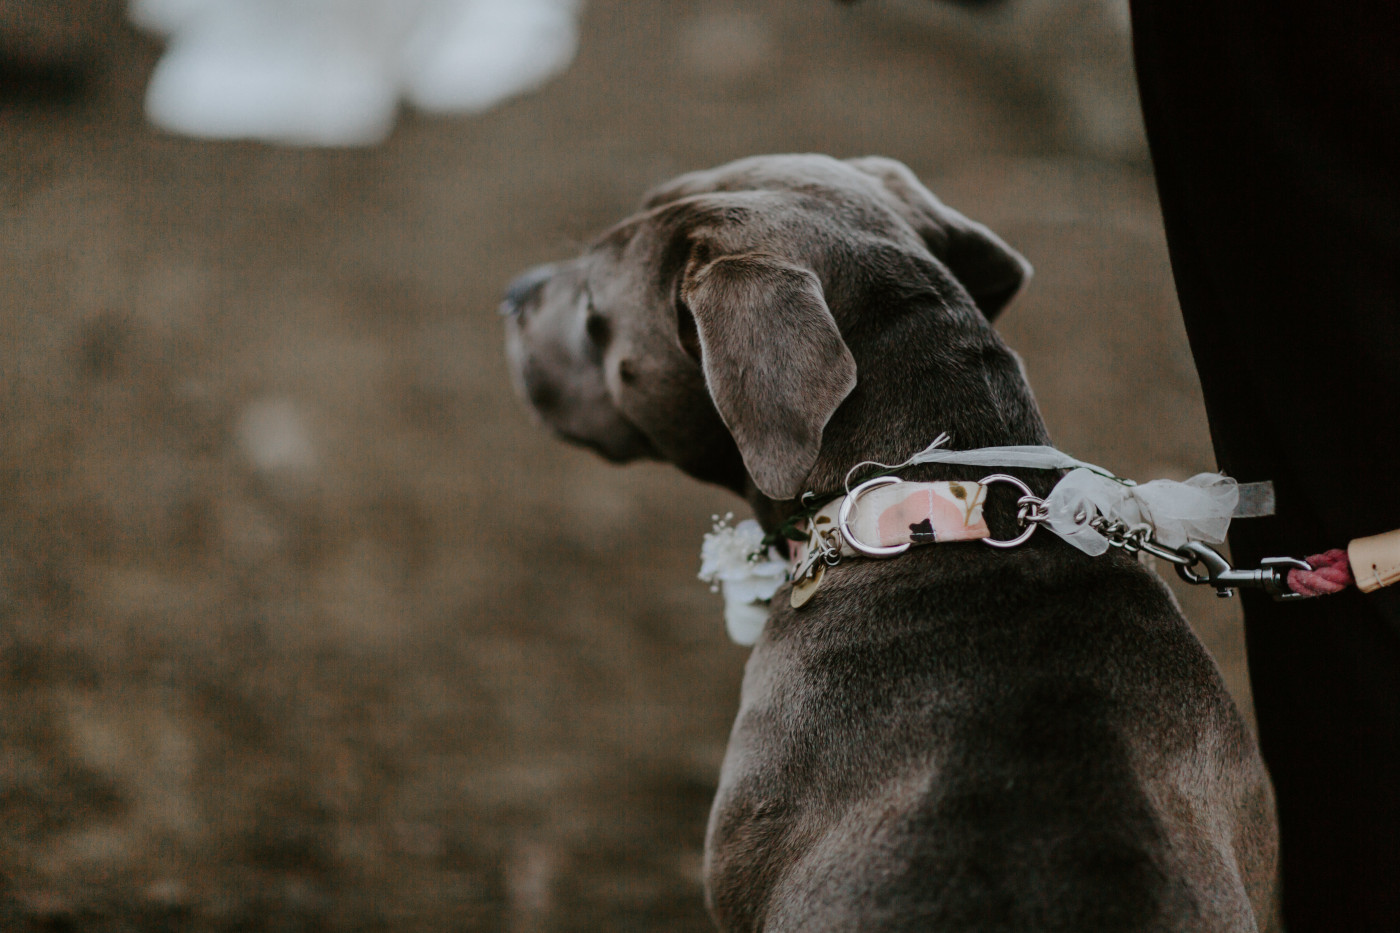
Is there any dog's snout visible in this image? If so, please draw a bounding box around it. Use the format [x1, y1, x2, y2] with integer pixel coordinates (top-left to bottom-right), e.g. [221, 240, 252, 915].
[500, 263, 557, 316]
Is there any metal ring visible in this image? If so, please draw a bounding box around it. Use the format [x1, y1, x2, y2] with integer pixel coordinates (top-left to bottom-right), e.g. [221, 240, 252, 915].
[837, 476, 911, 557]
[978, 473, 1039, 549]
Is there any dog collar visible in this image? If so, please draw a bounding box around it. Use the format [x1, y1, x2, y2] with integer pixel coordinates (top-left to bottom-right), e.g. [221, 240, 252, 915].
[694, 477, 999, 644]
[700, 436, 1383, 647]
[787, 473, 1051, 607]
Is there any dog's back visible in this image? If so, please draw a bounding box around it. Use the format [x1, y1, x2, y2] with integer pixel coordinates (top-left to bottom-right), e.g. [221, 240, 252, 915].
[706, 545, 1279, 932]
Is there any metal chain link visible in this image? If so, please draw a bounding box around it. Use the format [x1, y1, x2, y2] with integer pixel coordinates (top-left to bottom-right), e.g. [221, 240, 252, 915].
[1087, 516, 1196, 565]
[1011, 494, 1193, 565]
[1014, 493, 1311, 600]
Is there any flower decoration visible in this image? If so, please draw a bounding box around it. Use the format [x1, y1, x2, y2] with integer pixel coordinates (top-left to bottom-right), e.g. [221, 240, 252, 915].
[698, 515, 787, 645]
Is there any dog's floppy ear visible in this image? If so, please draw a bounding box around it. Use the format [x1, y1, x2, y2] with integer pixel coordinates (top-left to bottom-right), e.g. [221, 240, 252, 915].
[680, 249, 857, 500]
[846, 156, 1032, 319]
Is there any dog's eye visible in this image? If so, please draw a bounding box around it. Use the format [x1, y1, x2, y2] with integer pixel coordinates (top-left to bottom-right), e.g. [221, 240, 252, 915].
[584, 311, 610, 347]
[674, 298, 701, 362]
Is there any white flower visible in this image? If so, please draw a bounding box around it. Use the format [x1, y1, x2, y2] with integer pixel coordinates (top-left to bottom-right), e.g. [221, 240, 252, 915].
[723, 600, 771, 647]
[698, 516, 787, 646]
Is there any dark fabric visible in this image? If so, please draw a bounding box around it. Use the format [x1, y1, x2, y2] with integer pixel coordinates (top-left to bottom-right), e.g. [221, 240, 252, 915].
[1130, 2, 1400, 929]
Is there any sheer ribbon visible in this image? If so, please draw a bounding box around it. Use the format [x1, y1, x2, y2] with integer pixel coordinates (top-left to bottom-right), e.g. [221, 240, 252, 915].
[849, 434, 1239, 556]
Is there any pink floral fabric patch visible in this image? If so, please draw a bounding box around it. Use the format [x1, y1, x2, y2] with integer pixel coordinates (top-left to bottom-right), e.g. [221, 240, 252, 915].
[856, 481, 989, 547]
[790, 480, 990, 574]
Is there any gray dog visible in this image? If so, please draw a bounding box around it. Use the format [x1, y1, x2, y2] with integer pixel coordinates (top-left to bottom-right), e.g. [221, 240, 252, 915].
[502, 154, 1279, 932]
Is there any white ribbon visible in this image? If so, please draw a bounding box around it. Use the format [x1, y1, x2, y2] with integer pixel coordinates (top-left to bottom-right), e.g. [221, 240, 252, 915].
[852, 434, 1239, 557]
[1041, 468, 1238, 556]
[897, 432, 1121, 477]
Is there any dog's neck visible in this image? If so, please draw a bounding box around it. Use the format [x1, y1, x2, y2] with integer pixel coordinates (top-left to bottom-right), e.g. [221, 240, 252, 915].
[747, 300, 1052, 535]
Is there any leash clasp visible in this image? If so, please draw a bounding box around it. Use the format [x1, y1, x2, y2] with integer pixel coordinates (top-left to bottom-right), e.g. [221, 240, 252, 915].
[1174, 541, 1312, 601]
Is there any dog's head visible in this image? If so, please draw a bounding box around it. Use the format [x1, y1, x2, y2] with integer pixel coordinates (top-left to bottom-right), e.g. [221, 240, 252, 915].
[503, 154, 1032, 502]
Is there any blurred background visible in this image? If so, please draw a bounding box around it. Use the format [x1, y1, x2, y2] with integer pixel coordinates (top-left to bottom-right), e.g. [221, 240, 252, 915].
[1, 0, 1247, 929]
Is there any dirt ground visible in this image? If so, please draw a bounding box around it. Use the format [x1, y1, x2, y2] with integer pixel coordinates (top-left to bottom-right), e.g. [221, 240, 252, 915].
[1, 1, 1249, 929]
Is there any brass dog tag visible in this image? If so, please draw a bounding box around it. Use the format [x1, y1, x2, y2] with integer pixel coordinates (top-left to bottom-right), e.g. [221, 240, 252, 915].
[790, 564, 824, 608]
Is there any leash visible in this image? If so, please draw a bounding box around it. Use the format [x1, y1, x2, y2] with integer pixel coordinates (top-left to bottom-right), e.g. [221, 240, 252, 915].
[700, 436, 1399, 645]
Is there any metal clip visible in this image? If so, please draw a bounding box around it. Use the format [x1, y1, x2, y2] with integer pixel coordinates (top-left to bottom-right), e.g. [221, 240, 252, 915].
[1173, 541, 1313, 601]
[791, 523, 842, 584]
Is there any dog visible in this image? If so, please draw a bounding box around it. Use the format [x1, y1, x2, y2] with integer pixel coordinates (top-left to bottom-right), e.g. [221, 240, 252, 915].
[502, 154, 1279, 931]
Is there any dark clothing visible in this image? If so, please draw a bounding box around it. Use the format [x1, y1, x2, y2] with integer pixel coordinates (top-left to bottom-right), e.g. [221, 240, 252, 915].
[1130, 2, 1400, 929]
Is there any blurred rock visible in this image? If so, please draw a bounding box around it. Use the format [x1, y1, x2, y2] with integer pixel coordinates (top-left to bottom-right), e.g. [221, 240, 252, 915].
[236, 397, 317, 476]
[137, 0, 583, 146]
[401, 0, 580, 114]
[142, 0, 403, 146]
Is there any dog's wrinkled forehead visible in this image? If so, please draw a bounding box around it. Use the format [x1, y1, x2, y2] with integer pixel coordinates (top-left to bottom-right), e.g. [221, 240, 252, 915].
[624, 155, 919, 267]
[641, 154, 886, 210]
[584, 154, 1030, 322]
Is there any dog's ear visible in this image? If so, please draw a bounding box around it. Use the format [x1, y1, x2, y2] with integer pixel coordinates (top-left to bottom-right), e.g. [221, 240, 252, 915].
[680, 249, 857, 500]
[846, 156, 1032, 320]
